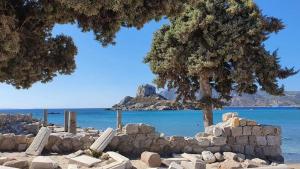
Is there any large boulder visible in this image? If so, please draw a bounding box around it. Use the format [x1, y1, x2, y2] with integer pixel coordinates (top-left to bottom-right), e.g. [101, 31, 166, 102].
[31, 156, 58, 169]
[137, 84, 156, 97]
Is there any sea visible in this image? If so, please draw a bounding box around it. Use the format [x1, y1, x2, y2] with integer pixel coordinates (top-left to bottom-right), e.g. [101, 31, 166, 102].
[0, 107, 299, 163]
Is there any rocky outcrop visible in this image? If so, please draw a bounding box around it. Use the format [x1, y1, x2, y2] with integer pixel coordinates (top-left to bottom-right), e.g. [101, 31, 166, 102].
[137, 84, 156, 97]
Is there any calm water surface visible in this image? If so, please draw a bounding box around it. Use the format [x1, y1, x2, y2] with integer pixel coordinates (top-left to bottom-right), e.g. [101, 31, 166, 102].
[1, 107, 299, 163]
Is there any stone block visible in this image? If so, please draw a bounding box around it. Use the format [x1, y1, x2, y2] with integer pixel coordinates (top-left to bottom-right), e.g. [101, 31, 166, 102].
[181, 153, 202, 163]
[206, 146, 221, 153]
[168, 162, 184, 169]
[69, 155, 101, 167]
[246, 120, 257, 126]
[101, 161, 126, 169]
[141, 151, 161, 167]
[239, 118, 247, 126]
[252, 126, 263, 136]
[195, 137, 210, 147]
[248, 136, 256, 145]
[0, 166, 19, 169]
[124, 124, 139, 135]
[201, 151, 216, 164]
[214, 152, 224, 162]
[222, 112, 238, 122]
[67, 164, 78, 169]
[263, 146, 281, 156]
[181, 161, 205, 169]
[230, 117, 240, 127]
[0, 157, 14, 165]
[3, 160, 29, 169]
[220, 145, 232, 152]
[220, 159, 242, 169]
[213, 126, 223, 137]
[242, 126, 252, 136]
[235, 136, 248, 145]
[232, 145, 244, 154]
[139, 124, 155, 134]
[262, 126, 276, 136]
[267, 136, 281, 146]
[205, 125, 214, 135]
[244, 145, 255, 156]
[25, 127, 51, 156]
[90, 128, 116, 153]
[107, 151, 132, 169]
[256, 136, 267, 146]
[223, 152, 237, 161]
[231, 127, 243, 137]
[223, 127, 231, 137]
[227, 137, 235, 145]
[210, 136, 227, 146]
[162, 158, 189, 166]
[31, 156, 58, 169]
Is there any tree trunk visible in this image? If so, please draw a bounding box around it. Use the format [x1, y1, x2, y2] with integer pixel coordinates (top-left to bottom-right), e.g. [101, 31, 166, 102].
[200, 75, 213, 127]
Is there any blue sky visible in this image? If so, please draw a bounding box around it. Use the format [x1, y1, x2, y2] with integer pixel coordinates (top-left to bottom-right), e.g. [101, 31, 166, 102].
[0, 0, 299, 108]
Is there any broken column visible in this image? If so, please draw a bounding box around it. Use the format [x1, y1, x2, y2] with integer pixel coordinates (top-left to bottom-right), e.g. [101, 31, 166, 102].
[90, 128, 116, 153]
[43, 109, 48, 126]
[116, 109, 122, 131]
[64, 110, 69, 132]
[68, 112, 77, 134]
[25, 127, 51, 156]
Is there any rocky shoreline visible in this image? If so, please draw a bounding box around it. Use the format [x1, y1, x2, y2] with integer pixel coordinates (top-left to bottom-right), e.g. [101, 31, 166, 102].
[0, 112, 293, 169]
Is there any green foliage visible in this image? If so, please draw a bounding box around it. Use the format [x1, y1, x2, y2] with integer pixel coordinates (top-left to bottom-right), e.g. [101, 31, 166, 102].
[145, 0, 297, 109]
[0, 0, 189, 88]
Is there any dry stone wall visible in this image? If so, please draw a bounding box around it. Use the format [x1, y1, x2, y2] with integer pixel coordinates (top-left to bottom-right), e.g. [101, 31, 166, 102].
[0, 113, 282, 162]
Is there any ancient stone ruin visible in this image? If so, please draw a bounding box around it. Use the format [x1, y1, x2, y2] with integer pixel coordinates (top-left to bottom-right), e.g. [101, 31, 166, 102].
[0, 112, 285, 169]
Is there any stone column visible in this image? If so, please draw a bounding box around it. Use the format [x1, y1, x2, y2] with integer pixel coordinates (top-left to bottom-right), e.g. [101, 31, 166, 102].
[117, 109, 122, 130]
[43, 109, 48, 126]
[64, 110, 69, 132]
[68, 112, 77, 134]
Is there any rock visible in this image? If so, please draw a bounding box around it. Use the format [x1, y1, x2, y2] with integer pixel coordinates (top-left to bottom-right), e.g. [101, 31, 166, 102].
[139, 124, 155, 134]
[3, 160, 29, 169]
[124, 124, 139, 135]
[222, 112, 238, 122]
[246, 120, 257, 126]
[201, 151, 216, 164]
[141, 151, 161, 167]
[31, 156, 58, 169]
[205, 126, 214, 135]
[231, 127, 243, 137]
[206, 162, 220, 169]
[118, 96, 133, 105]
[266, 136, 281, 146]
[214, 152, 224, 162]
[220, 160, 242, 169]
[235, 136, 248, 145]
[213, 127, 223, 137]
[230, 117, 240, 127]
[0, 157, 15, 165]
[252, 126, 263, 136]
[239, 119, 247, 126]
[256, 136, 267, 146]
[107, 151, 132, 169]
[251, 158, 269, 165]
[69, 155, 101, 167]
[67, 164, 78, 169]
[137, 84, 156, 97]
[168, 162, 184, 169]
[181, 153, 202, 163]
[162, 158, 189, 166]
[210, 136, 226, 146]
[181, 161, 205, 169]
[242, 126, 252, 136]
[195, 137, 210, 147]
[65, 150, 84, 159]
[223, 152, 237, 161]
[236, 153, 245, 162]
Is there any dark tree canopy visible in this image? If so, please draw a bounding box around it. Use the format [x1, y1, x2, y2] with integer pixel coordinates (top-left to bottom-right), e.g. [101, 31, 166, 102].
[145, 0, 297, 126]
[0, 0, 189, 88]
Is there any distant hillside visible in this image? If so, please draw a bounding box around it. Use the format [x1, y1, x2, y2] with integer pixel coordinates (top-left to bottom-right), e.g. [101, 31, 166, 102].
[160, 89, 300, 107]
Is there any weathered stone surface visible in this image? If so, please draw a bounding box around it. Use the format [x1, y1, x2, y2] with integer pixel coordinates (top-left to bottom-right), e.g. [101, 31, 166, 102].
[168, 162, 184, 169]
[162, 158, 189, 166]
[139, 124, 155, 134]
[67, 164, 78, 169]
[136, 84, 156, 97]
[266, 136, 280, 146]
[246, 120, 257, 126]
[31, 156, 58, 169]
[195, 137, 210, 147]
[242, 126, 252, 136]
[214, 152, 224, 162]
[232, 145, 244, 154]
[201, 151, 216, 164]
[25, 127, 51, 156]
[263, 146, 281, 156]
[222, 112, 238, 122]
[210, 137, 226, 146]
[0, 157, 14, 165]
[0, 166, 19, 169]
[101, 161, 126, 169]
[69, 155, 101, 167]
[223, 152, 237, 161]
[251, 158, 269, 166]
[65, 150, 84, 159]
[262, 126, 276, 136]
[107, 151, 132, 169]
[220, 160, 242, 169]
[256, 136, 267, 146]
[141, 151, 161, 167]
[124, 124, 139, 135]
[236, 153, 245, 162]
[230, 117, 240, 127]
[213, 127, 223, 137]
[3, 160, 29, 169]
[181, 161, 205, 169]
[235, 136, 248, 145]
[239, 119, 247, 127]
[205, 126, 214, 135]
[223, 127, 231, 137]
[231, 127, 243, 137]
[244, 145, 255, 156]
[252, 126, 263, 136]
[181, 153, 202, 163]
[90, 128, 116, 153]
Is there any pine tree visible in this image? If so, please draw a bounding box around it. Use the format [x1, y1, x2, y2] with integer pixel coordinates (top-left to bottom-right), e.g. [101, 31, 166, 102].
[145, 0, 297, 127]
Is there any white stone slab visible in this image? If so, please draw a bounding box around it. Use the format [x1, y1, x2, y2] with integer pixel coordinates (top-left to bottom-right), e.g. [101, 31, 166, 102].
[161, 158, 189, 166]
[106, 151, 132, 169]
[0, 166, 18, 169]
[97, 161, 126, 169]
[168, 162, 184, 169]
[181, 153, 202, 163]
[90, 128, 116, 152]
[256, 164, 290, 169]
[65, 150, 84, 159]
[25, 127, 51, 156]
[31, 156, 58, 169]
[68, 164, 78, 169]
[69, 155, 101, 167]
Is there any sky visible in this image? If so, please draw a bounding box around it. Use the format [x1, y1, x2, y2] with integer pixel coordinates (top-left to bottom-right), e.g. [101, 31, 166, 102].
[0, 0, 299, 109]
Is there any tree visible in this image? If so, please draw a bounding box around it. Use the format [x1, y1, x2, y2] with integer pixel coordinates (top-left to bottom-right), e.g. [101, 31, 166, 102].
[145, 0, 297, 127]
[0, 0, 189, 88]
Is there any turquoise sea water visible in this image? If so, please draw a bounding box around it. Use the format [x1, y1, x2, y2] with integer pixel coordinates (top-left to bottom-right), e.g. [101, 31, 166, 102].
[0, 107, 299, 163]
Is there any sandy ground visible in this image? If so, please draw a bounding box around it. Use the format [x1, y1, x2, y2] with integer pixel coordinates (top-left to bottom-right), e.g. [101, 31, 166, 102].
[288, 164, 300, 169]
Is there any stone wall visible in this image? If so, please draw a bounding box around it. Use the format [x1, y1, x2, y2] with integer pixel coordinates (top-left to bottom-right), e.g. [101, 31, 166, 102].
[0, 113, 33, 125]
[0, 113, 283, 162]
